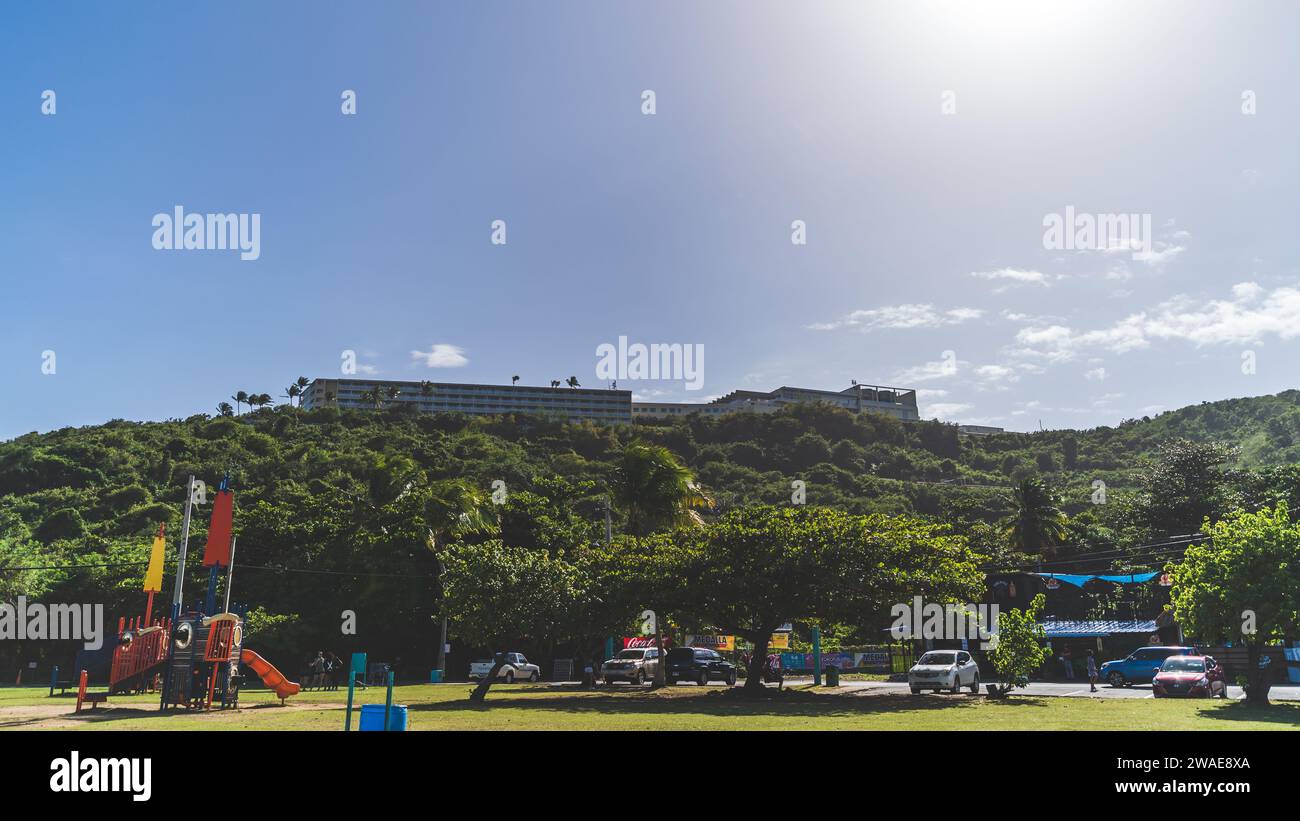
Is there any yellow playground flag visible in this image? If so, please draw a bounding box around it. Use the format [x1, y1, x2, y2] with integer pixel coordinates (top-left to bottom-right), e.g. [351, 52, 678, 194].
[143, 525, 166, 592]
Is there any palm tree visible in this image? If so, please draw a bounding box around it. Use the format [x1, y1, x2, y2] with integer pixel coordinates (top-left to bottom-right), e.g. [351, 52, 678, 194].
[610, 440, 714, 686]
[231, 391, 249, 415]
[1002, 477, 1069, 558]
[511, 375, 520, 385]
[566, 376, 580, 389]
[324, 390, 336, 404]
[251, 393, 273, 410]
[216, 402, 234, 416]
[283, 384, 301, 406]
[295, 376, 310, 391]
[422, 479, 500, 701]
[385, 385, 401, 406]
[550, 380, 561, 388]
[362, 386, 383, 409]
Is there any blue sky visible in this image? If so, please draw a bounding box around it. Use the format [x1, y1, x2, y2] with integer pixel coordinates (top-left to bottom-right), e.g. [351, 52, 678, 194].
[2, 1, 1297, 439]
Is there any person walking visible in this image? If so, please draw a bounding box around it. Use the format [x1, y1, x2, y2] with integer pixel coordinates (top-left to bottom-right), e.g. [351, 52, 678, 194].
[1086, 649, 1099, 693]
[309, 651, 325, 690]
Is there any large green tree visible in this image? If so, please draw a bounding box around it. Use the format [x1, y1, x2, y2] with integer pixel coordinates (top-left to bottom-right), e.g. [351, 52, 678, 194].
[1168, 504, 1300, 705]
[671, 505, 985, 692]
[438, 539, 587, 701]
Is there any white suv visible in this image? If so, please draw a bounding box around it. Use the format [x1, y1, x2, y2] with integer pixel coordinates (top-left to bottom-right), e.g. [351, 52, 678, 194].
[908, 649, 980, 694]
[601, 647, 660, 685]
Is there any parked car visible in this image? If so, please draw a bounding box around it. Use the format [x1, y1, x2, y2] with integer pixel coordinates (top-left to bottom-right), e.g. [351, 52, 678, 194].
[469, 652, 540, 683]
[601, 647, 660, 685]
[1099, 646, 1197, 687]
[908, 649, 980, 694]
[665, 647, 737, 686]
[1152, 655, 1228, 698]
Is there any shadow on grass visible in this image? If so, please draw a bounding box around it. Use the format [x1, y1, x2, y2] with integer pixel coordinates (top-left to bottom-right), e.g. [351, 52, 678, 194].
[408, 687, 1052, 720]
[1195, 700, 1300, 726]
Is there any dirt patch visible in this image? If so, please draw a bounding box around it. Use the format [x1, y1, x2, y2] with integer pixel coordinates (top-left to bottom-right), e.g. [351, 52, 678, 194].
[0, 699, 344, 730]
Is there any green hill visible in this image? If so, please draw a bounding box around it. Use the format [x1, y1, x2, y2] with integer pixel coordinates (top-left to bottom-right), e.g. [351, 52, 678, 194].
[3, 389, 1300, 670]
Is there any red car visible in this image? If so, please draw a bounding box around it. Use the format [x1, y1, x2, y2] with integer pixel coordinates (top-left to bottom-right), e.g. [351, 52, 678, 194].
[1152, 655, 1228, 698]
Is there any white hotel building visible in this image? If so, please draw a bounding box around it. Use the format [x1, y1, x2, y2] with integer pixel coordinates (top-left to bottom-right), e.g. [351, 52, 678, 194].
[300, 379, 920, 424]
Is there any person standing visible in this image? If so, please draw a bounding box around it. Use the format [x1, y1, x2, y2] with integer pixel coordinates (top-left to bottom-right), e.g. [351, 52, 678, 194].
[1086, 649, 1099, 693]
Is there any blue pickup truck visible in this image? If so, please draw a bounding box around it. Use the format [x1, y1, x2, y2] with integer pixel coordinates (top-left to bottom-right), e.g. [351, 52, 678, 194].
[1100, 645, 1197, 687]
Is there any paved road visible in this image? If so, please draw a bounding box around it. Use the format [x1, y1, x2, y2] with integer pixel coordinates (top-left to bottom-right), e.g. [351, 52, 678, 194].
[777, 677, 1300, 701]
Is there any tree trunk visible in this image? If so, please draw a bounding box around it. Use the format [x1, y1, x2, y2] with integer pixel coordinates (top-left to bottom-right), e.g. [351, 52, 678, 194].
[1245, 643, 1271, 706]
[743, 634, 770, 694]
[468, 661, 502, 702]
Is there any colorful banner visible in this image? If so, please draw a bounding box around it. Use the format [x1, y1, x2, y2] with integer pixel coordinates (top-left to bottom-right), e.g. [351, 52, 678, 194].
[142, 524, 166, 593]
[685, 634, 734, 651]
[203, 489, 234, 567]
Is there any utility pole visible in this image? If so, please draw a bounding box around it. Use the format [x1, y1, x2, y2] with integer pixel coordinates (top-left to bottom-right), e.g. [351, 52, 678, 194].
[604, 494, 613, 547]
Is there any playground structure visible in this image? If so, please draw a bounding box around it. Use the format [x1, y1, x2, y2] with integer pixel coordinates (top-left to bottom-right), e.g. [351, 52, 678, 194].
[157, 476, 300, 710]
[60, 476, 301, 714]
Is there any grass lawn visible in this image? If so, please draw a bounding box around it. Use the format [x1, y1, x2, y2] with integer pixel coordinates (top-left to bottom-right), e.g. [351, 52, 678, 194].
[3, 682, 1299, 730]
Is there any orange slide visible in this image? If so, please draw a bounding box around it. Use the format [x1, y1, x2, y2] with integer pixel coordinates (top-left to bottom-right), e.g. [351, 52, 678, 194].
[240, 648, 301, 699]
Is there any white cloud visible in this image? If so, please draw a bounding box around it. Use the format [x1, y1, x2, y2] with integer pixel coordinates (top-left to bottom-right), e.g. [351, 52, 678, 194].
[1084, 367, 1106, 381]
[410, 343, 469, 368]
[1006, 282, 1300, 363]
[971, 268, 1051, 287]
[808, 304, 983, 331]
[927, 402, 973, 420]
[894, 357, 961, 383]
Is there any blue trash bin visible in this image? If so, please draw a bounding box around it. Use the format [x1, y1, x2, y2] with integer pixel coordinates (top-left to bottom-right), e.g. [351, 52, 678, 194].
[359, 702, 409, 731]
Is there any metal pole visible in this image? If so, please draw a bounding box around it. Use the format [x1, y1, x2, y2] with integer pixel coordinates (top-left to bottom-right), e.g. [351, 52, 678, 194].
[222, 536, 237, 613]
[345, 669, 356, 731]
[384, 670, 394, 731]
[812, 626, 822, 686]
[162, 475, 196, 711]
[171, 476, 196, 613]
[438, 614, 448, 679]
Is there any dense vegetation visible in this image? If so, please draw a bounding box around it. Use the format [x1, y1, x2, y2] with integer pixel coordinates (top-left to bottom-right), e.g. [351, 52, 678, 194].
[5, 388, 1300, 676]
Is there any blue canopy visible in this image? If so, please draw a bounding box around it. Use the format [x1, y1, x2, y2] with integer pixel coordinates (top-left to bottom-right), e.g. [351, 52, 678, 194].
[1033, 571, 1159, 589]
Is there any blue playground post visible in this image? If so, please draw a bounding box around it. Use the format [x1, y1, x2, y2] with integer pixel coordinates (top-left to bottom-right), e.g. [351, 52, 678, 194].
[384, 670, 394, 732]
[605, 636, 614, 663]
[49, 665, 59, 697]
[812, 627, 822, 686]
[345, 668, 356, 731]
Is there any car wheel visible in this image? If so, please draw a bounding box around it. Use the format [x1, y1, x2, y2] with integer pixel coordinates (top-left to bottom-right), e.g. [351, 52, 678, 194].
[634, 670, 645, 685]
[1107, 671, 1125, 688]
[949, 677, 961, 694]
[504, 671, 515, 684]
[697, 671, 709, 686]
[969, 674, 979, 694]
[726, 671, 737, 686]
[529, 671, 539, 683]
